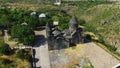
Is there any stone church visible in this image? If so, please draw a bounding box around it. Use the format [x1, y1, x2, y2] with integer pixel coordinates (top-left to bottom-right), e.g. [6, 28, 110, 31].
[46, 16, 83, 50]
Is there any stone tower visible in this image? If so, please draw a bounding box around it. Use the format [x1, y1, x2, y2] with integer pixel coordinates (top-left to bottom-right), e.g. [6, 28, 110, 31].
[46, 23, 51, 38]
[69, 16, 78, 33]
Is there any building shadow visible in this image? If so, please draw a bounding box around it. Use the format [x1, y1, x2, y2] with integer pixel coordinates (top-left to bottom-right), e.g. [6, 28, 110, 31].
[34, 27, 45, 31]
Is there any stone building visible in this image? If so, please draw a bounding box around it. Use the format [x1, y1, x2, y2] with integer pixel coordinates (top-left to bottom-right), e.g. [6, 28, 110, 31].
[46, 16, 83, 50]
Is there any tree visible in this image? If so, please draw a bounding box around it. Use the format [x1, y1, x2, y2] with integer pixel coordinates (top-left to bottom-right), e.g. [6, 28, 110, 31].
[11, 25, 35, 45]
[0, 15, 10, 28]
[24, 16, 39, 28]
[52, 16, 59, 21]
[0, 41, 11, 55]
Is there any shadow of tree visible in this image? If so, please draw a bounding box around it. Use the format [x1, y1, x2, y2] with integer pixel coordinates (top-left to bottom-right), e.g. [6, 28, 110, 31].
[34, 35, 47, 47]
[32, 49, 40, 68]
[83, 34, 92, 43]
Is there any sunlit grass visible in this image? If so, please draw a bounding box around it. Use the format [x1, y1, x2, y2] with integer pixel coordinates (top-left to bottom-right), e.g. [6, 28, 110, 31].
[0, 52, 31, 68]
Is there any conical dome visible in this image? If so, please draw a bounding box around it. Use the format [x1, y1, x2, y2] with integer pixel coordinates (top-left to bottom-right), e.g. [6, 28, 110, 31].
[69, 16, 78, 33]
[69, 16, 78, 25]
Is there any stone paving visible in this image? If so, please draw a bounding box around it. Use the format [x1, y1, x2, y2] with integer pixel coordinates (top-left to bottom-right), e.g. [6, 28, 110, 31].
[33, 30, 51, 68]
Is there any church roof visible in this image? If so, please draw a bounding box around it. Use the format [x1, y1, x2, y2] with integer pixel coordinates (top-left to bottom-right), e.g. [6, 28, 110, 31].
[69, 16, 78, 25]
[52, 29, 61, 36]
[63, 29, 70, 35]
[62, 29, 72, 39]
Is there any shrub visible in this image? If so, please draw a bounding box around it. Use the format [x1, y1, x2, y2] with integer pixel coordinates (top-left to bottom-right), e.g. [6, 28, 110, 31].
[16, 49, 32, 62]
[1, 59, 13, 64]
[0, 58, 17, 68]
[97, 34, 117, 51]
[78, 19, 86, 25]
[25, 54, 32, 62]
[16, 49, 25, 59]
[0, 41, 11, 55]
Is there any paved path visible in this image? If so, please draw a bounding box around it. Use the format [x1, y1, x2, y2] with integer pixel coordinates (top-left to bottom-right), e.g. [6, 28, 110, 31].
[83, 42, 120, 68]
[49, 42, 120, 68]
[33, 30, 51, 68]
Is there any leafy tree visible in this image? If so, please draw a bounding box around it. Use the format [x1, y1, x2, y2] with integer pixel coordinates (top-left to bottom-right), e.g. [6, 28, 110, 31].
[24, 16, 39, 28]
[59, 16, 70, 30]
[39, 18, 47, 26]
[0, 41, 11, 55]
[0, 15, 10, 28]
[11, 25, 35, 45]
[52, 16, 59, 21]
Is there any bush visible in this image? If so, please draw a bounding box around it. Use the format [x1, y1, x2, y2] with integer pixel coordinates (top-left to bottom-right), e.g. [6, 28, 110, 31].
[97, 34, 117, 51]
[52, 16, 59, 21]
[0, 41, 11, 55]
[1, 59, 13, 64]
[0, 58, 17, 68]
[25, 54, 32, 62]
[78, 19, 86, 25]
[105, 43, 117, 51]
[16, 49, 32, 62]
[16, 49, 25, 59]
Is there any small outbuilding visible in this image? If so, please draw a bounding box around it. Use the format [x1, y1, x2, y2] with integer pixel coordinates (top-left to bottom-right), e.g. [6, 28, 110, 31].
[39, 13, 46, 18]
[21, 22, 28, 26]
[53, 21, 59, 26]
[30, 12, 36, 16]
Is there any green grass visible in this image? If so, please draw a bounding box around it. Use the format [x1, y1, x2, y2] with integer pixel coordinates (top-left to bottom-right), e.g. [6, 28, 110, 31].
[78, 2, 120, 53]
